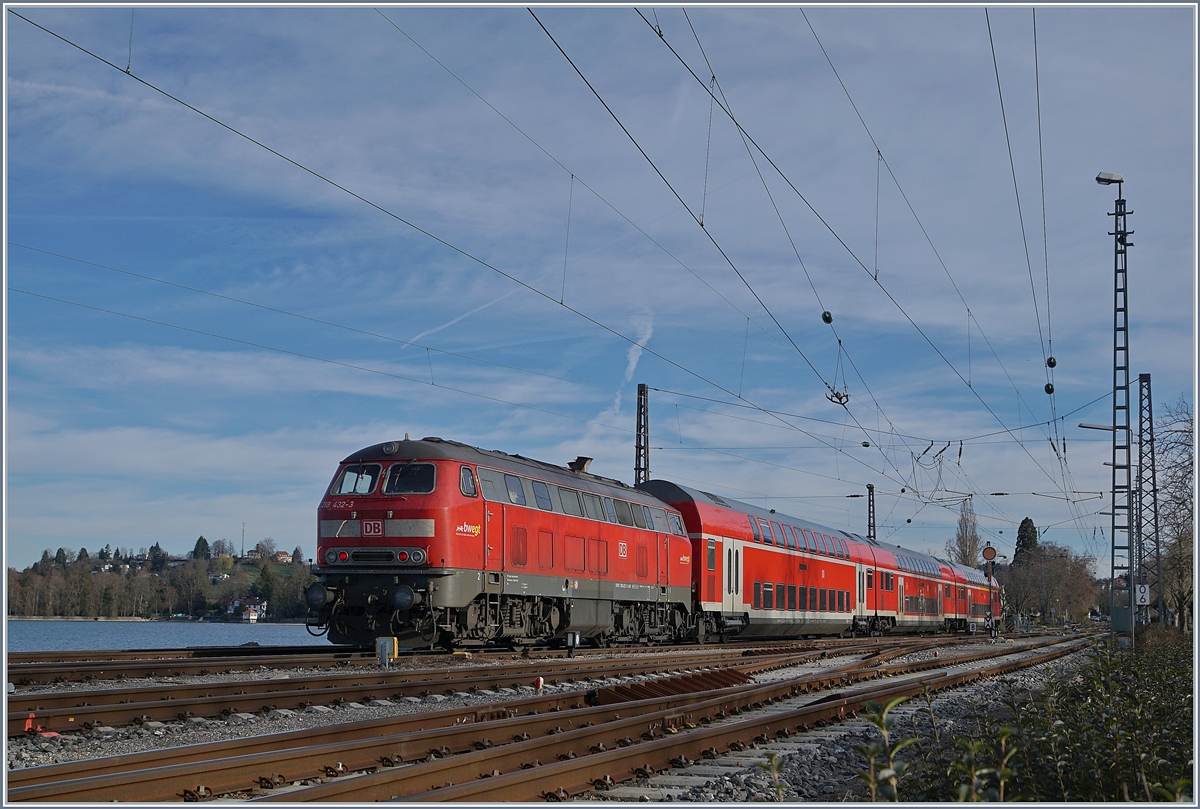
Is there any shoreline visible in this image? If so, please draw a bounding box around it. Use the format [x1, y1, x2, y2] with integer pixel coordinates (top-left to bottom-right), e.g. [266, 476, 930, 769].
[6, 616, 308, 624]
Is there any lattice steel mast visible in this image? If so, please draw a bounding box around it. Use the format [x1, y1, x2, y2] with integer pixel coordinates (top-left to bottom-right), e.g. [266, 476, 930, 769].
[1136, 373, 1164, 627]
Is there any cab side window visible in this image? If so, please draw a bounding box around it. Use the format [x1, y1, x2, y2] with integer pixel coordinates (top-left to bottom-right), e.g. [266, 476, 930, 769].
[558, 487, 583, 516]
[504, 474, 527, 506]
[531, 480, 553, 510]
[460, 466, 478, 497]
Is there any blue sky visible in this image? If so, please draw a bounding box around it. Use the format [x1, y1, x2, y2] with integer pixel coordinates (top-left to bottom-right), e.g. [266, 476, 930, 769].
[4, 5, 1195, 571]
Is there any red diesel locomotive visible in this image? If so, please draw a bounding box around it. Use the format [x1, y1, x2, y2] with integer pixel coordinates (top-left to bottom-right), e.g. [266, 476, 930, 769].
[305, 438, 1000, 647]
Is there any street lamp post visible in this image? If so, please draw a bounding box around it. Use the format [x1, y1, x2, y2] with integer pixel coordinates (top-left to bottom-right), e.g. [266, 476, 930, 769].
[1096, 171, 1134, 649]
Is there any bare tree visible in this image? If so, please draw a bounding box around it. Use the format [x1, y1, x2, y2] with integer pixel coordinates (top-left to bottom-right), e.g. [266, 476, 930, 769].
[1156, 396, 1193, 629]
[996, 562, 1040, 621]
[256, 537, 277, 559]
[944, 500, 982, 567]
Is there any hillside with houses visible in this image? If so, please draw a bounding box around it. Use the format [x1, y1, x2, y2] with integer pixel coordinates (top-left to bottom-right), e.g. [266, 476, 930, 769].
[7, 537, 315, 622]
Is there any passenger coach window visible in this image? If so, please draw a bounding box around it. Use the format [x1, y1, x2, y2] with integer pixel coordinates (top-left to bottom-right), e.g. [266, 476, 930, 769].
[758, 518, 774, 545]
[459, 466, 477, 497]
[384, 462, 436, 495]
[748, 517, 761, 543]
[558, 487, 583, 516]
[503, 475, 527, 506]
[332, 464, 381, 495]
[707, 539, 716, 571]
[783, 525, 797, 550]
[867, 569, 874, 590]
[532, 480, 553, 511]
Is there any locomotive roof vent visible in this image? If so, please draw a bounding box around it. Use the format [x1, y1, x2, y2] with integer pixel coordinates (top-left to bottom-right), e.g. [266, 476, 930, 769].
[567, 456, 593, 473]
[423, 436, 443, 442]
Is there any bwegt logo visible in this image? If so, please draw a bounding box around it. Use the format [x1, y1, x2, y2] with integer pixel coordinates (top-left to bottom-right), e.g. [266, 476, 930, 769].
[456, 523, 482, 536]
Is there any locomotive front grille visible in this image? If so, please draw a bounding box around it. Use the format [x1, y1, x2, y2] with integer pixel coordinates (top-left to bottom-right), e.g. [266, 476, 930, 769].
[351, 551, 395, 563]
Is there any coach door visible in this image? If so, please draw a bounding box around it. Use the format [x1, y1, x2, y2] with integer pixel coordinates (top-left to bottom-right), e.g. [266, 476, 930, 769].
[723, 540, 740, 613]
[658, 533, 669, 587]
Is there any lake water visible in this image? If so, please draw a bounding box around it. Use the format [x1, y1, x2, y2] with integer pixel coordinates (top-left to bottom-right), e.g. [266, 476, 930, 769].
[5, 619, 335, 653]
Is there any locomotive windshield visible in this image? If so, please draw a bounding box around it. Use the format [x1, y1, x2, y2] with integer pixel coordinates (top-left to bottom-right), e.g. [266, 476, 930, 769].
[383, 462, 436, 494]
[331, 463, 381, 495]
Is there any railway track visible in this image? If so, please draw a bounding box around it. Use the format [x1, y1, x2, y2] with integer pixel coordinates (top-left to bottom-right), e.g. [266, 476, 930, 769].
[11, 643, 902, 737]
[6, 635, 1090, 802]
[7, 633, 1013, 685]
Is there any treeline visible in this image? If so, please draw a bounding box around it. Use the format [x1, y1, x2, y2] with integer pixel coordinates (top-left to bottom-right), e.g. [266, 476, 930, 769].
[7, 538, 315, 621]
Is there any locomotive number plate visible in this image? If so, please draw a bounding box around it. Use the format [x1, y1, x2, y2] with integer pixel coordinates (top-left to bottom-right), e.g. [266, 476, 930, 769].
[362, 519, 384, 537]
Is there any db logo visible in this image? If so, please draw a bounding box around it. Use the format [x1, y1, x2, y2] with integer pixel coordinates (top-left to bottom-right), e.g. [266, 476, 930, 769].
[362, 519, 384, 537]
[618, 541, 628, 559]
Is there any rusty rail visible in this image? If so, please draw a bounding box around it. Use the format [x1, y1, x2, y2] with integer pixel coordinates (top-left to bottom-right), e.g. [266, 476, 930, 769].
[358, 639, 1094, 802]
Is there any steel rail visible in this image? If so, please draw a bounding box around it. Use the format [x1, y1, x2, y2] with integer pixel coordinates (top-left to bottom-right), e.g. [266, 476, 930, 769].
[300, 638, 1091, 802]
[8, 645, 891, 794]
[6, 642, 771, 689]
[6, 644, 371, 665]
[9, 649, 886, 802]
[7, 648, 832, 737]
[7, 638, 1078, 802]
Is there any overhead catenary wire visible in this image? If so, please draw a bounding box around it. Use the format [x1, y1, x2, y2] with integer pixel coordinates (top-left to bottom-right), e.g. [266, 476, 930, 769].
[373, 8, 830, 407]
[985, 8, 1049, 373]
[529, 8, 835, 396]
[790, 10, 1068, 450]
[796, 9, 1063, 480]
[9, 9, 1099, 542]
[639, 9, 1072, 501]
[543, 8, 914, 489]
[9, 9, 920, 502]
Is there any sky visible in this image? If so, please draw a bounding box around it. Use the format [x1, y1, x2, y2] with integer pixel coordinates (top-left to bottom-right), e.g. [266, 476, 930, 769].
[4, 4, 1196, 573]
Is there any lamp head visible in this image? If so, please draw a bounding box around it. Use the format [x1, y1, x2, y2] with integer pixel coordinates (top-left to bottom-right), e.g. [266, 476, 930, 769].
[1096, 172, 1124, 185]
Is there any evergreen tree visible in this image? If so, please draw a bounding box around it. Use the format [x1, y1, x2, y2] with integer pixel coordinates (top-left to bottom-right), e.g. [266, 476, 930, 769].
[37, 549, 53, 573]
[55, 548, 68, 566]
[148, 542, 169, 572]
[78, 547, 90, 562]
[98, 544, 112, 561]
[251, 564, 276, 602]
[1014, 518, 1038, 567]
[192, 536, 211, 560]
[292, 546, 305, 564]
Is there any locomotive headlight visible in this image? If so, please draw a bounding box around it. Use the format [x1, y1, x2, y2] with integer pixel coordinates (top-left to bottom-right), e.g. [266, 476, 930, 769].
[392, 584, 421, 611]
[305, 583, 334, 609]
[325, 550, 338, 565]
[411, 549, 426, 564]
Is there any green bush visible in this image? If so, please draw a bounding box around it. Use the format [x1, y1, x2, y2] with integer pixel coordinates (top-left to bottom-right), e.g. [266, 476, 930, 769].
[857, 629, 1193, 801]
